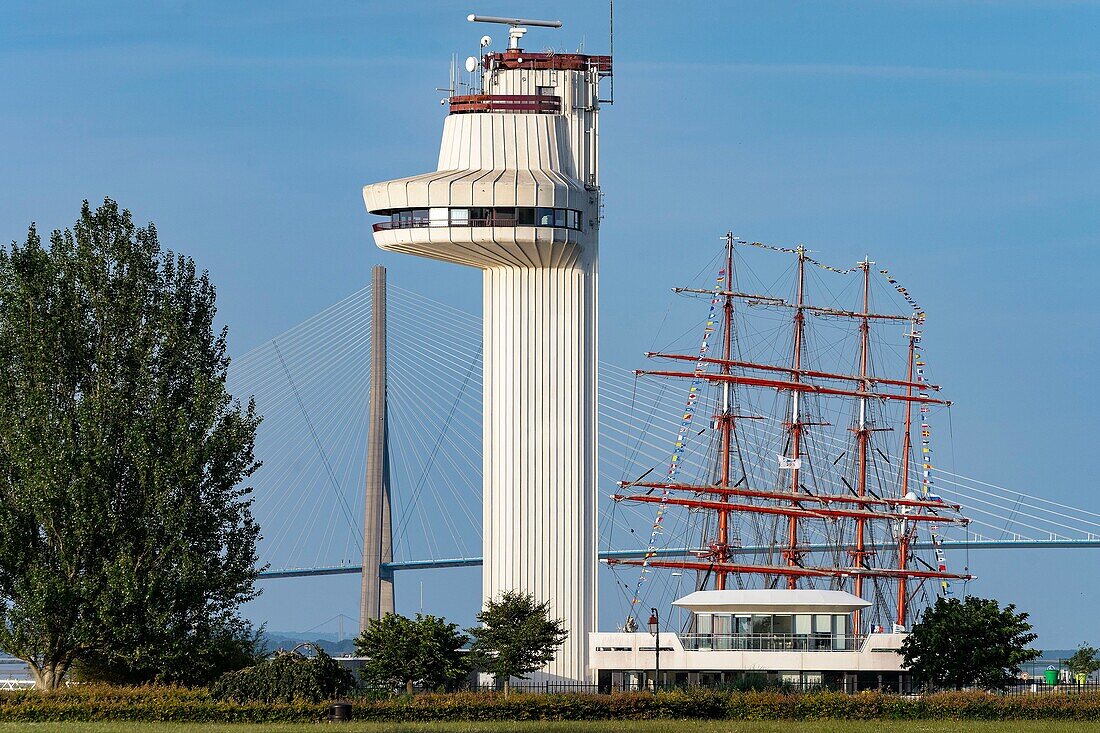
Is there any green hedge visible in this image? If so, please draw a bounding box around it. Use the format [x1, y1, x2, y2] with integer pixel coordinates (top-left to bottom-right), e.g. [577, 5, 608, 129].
[2, 686, 1100, 722]
[0, 685, 327, 723]
[350, 690, 1100, 722]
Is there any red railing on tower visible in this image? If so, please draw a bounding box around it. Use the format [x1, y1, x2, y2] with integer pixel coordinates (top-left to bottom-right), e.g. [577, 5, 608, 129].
[448, 94, 561, 115]
[483, 50, 612, 73]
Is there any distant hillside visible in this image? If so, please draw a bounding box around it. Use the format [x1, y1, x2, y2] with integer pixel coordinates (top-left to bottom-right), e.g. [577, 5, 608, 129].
[263, 631, 357, 657]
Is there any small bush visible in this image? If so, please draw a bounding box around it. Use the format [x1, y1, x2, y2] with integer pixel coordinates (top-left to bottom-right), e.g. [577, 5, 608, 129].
[210, 648, 356, 703]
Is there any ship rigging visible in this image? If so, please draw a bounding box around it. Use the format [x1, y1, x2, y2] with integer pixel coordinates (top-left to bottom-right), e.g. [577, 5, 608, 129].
[607, 235, 973, 634]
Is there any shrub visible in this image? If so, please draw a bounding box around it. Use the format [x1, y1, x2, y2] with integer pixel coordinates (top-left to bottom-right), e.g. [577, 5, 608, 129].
[1, 684, 1100, 723]
[210, 648, 356, 703]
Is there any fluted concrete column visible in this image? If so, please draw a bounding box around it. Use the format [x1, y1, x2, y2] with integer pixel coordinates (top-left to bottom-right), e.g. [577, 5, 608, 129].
[482, 254, 598, 681]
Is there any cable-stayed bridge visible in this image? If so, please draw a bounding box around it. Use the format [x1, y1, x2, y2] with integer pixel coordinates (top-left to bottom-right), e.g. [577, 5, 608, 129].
[227, 275, 1100, 624]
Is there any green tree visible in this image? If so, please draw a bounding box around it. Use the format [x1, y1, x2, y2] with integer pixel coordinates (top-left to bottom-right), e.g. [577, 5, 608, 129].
[1065, 644, 1100, 682]
[901, 595, 1041, 690]
[355, 612, 469, 693]
[0, 199, 263, 689]
[468, 590, 567, 695]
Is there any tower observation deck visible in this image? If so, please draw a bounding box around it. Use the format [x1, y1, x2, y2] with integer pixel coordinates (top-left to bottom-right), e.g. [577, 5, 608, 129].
[363, 15, 612, 681]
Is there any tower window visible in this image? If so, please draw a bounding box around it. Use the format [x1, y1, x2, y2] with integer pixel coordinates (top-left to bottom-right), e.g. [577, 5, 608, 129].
[376, 207, 583, 232]
[516, 208, 536, 226]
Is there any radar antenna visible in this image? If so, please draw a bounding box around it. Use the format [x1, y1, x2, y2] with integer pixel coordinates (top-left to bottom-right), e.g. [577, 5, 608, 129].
[467, 13, 563, 49]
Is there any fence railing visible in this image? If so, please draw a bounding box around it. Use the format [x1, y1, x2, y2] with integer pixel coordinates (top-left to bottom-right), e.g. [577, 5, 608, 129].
[469, 682, 601, 694]
[1001, 680, 1100, 695]
[448, 94, 562, 115]
[361, 678, 1100, 696]
[373, 217, 581, 233]
[679, 633, 864, 652]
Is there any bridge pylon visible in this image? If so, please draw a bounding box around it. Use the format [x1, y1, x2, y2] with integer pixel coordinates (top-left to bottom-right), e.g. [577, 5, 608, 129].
[359, 264, 394, 630]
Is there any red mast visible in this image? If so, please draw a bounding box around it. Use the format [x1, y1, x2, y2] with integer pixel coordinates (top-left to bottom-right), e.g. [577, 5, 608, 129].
[785, 247, 807, 588]
[851, 259, 872, 635]
[896, 316, 919, 627]
[715, 233, 735, 590]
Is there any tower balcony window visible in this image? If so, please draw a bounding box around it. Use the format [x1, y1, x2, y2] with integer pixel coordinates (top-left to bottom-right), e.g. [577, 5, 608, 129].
[375, 207, 584, 232]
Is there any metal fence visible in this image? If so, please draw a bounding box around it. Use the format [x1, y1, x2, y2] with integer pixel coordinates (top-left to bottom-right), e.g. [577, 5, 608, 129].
[363, 677, 1100, 697]
[1001, 680, 1100, 695]
[469, 682, 601, 694]
[679, 633, 864, 652]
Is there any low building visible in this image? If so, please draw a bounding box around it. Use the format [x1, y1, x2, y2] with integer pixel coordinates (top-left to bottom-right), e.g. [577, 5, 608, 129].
[590, 589, 912, 692]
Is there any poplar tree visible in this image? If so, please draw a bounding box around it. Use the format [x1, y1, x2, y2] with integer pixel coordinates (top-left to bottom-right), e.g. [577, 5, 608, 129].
[0, 199, 262, 689]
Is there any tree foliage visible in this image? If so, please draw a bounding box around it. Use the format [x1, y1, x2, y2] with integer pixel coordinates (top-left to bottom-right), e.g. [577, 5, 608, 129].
[1066, 644, 1100, 680]
[0, 199, 263, 688]
[901, 595, 1041, 690]
[356, 612, 469, 694]
[468, 591, 567, 694]
[211, 646, 356, 703]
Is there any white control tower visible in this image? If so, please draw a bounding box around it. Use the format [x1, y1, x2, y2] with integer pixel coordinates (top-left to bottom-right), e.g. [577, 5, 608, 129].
[363, 15, 611, 681]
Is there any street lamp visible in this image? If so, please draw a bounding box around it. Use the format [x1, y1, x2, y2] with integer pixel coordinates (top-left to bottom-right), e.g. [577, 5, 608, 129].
[648, 608, 660, 692]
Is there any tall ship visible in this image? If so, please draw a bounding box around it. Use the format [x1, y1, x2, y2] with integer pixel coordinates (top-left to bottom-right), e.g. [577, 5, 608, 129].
[592, 235, 973, 691]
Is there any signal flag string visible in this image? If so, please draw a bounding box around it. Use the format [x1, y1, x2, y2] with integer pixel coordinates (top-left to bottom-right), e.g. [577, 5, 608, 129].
[625, 266, 726, 618]
[878, 267, 953, 597]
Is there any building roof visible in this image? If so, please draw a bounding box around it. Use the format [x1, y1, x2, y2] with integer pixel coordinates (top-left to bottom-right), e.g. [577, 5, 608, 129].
[672, 589, 872, 614]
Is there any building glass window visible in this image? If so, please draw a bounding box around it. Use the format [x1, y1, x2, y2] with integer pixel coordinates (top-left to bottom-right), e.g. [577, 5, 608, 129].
[752, 615, 772, 635]
[713, 614, 731, 650]
[679, 609, 857, 653]
[832, 614, 848, 649]
[380, 207, 583, 231]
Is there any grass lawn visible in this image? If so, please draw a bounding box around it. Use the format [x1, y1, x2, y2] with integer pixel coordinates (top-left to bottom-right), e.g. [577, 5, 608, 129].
[0, 723, 1095, 733]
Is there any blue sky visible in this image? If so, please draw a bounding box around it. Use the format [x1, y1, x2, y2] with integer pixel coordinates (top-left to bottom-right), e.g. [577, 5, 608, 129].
[3, 1, 1100, 647]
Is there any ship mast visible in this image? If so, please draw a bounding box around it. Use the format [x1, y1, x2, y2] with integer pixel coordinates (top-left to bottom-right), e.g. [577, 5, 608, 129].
[851, 258, 872, 635]
[785, 247, 807, 588]
[715, 233, 735, 590]
[896, 315, 919, 627]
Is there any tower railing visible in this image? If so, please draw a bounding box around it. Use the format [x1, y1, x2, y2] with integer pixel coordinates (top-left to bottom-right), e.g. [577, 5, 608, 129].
[448, 94, 561, 114]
